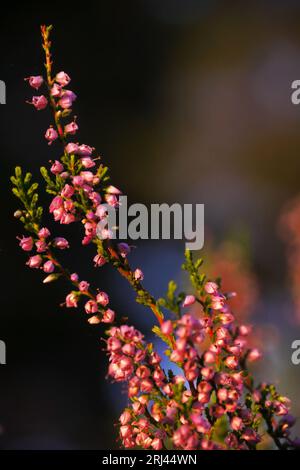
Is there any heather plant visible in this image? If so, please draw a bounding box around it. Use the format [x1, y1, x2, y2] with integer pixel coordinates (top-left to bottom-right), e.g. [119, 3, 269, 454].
[12, 25, 299, 450]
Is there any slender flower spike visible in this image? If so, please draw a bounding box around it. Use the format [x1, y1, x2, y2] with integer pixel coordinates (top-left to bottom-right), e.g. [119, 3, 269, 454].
[25, 75, 44, 90]
[14, 25, 298, 451]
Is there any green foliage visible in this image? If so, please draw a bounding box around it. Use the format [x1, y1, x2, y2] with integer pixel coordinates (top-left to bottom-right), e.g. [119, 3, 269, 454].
[11, 167, 43, 233]
[152, 325, 173, 349]
[157, 280, 185, 318]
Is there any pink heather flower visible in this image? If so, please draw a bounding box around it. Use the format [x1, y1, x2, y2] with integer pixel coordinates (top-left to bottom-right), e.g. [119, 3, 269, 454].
[102, 309, 115, 323]
[60, 213, 76, 224]
[55, 71, 71, 86]
[30, 95, 48, 110]
[70, 273, 79, 282]
[182, 295, 196, 307]
[43, 260, 55, 273]
[59, 90, 77, 109]
[50, 83, 62, 97]
[117, 242, 131, 258]
[45, 127, 58, 145]
[204, 281, 219, 294]
[81, 157, 95, 168]
[96, 291, 109, 306]
[134, 268, 144, 282]
[49, 196, 63, 212]
[66, 292, 78, 308]
[151, 438, 163, 450]
[231, 416, 244, 431]
[77, 144, 94, 156]
[50, 160, 64, 174]
[247, 348, 262, 362]
[211, 294, 225, 310]
[93, 254, 107, 267]
[119, 410, 131, 426]
[105, 194, 118, 207]
[19, 236, 33, 251]
[61, 184, 74, 198]
[72, 175, 84, 187]
[88, 315, 101, 325]
[64, 120, 78, 135]
[35, 240, 47, 253]
[80, 171, 94, 184]
[85, 300, 98, 314]
[53, 237, 69, 249]
[79, 281, 90, 292]
[106, 185, 122, 195]
[95, 204, 108, 219]
[38, 227, 50, 239]
[161, 320, 173, 335]
[25, 75, 44, 90]
[65, 142, 79, 154]
[89, 192, 102, 205]
[225, 355, 239, 369]
[26, 255, 42, 268]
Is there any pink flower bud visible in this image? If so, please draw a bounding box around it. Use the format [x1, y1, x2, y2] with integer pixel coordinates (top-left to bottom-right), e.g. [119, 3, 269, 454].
[77, 144, 94, 156]
[72, 175, 84, 187]
[25, 75, 44, 90]
[43, 260, 55, 273]
[88, 315, 101, 325]
[49, 196, 64, 212]
[120, 410, 131, 425]
[35, 240, 47, 253]
[96, 291, 109, 306]
[182, 295, 196, 307]
[161, 320, 173, 335]
[79, 281, 90, 292]
[65, 120, 79, 135]
[45, 127, 58, 145]
[93, 254, 107, 267]
[247, 348, 261, 362]
[102, 309, 115, 323]
[27, 255, 42, 268]
[30, 95, 48, 110]
[38, 227, 50, 239]
[19, 236, 33, 251]
[105, 194, 118, 207]
[134, 268, 144, 281]
[50, 160, 64, 174]
[231, 416, 244, 431]
[106, 185, 122, 195]
[70, 273, 79, 282]
[50, 83, 62, 97]
[61, 184, 74, 198]
[55, 71, 71, 86]
[225, 355, 239, 370]
[81, 157, 95, 168]
[204, 281, 218, 294]
[66, 293, 78, 308]
[59, 90, 77, 109]
[65, 142, 79, 154]
[53, 237, 69, 249]
[85, 300, 98, 314]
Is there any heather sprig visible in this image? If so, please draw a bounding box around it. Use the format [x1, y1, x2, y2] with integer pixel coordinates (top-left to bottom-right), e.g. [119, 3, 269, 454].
[11, 24, 300, 450]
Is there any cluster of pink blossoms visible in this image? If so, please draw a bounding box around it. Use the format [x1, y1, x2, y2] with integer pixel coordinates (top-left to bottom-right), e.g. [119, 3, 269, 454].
[13, 25, 299, 450]
[105, 281, 298, 450]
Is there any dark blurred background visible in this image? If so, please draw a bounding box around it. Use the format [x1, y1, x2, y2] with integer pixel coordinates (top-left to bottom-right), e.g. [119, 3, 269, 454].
[1, 0, 300, 449]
